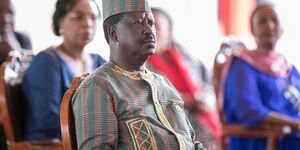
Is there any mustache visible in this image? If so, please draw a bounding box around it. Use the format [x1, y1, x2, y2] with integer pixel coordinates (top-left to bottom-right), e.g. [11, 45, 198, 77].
[140, 34, 155, 43]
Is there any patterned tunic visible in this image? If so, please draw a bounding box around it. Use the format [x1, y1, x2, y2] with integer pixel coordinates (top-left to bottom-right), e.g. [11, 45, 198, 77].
[72, 62, 201, 150]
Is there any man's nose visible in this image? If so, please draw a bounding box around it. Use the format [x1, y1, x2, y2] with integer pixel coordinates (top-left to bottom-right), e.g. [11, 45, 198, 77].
[143, 23, 155, 35]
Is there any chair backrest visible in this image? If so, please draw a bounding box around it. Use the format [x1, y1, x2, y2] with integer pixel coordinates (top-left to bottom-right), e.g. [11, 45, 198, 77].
[212, 37, 247, 114]
[0, 50, 33, 142]
[60, 73, 89, 150]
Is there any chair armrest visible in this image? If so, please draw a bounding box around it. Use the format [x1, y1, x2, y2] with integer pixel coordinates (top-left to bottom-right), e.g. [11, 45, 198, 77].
[8, 139, 62, 150]
[222, 124, 291, 138]
[30, 138, 62, 146]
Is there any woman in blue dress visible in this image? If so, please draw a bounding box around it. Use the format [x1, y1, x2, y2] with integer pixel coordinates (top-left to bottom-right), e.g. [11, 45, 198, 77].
[223, 3, 300, 150]
[21, 0, 106, 140]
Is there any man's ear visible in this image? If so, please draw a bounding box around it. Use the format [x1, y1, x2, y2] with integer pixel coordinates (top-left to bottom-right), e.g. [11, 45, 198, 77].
[108, 25, 118, 42]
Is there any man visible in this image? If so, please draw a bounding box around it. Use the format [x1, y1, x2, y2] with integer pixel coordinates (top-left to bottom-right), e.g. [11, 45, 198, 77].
[0, 0, 32, 65]
[72, 0, 206, 149]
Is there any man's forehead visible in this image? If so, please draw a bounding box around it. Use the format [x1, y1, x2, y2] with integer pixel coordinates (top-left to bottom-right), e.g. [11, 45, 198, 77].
[102, 0, 151, 21]
[123, 11, 153, 18]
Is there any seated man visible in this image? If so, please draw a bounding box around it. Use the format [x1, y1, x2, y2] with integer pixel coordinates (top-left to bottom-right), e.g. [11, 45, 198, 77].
[72, 0, 207, 149]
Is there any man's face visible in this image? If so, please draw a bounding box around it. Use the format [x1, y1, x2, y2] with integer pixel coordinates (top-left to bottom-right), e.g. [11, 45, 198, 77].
[0, 0, 14, 35]
[115, 11, 156, 65]
[252, 6, 282, 49]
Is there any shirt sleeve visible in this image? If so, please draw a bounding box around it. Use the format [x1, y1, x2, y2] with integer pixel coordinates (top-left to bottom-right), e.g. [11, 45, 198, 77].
[224, 57, 270, 126]
[72, 79, 118, 150]
[22, 52, 62, 139]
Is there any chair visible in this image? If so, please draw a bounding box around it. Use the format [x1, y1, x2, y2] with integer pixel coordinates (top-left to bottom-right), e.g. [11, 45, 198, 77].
[60, 73, 89, 150]
[0, 50, 62, 150]
[212, 38, 291, 150]
[212, 37, 247, 110]
[222, 123, 291, 150]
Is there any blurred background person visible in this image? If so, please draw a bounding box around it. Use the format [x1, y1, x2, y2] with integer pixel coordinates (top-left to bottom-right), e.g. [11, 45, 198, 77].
[21, 0, 106, 140]
[223, 3, 300, 150]
[0, 0, 32, 149]
[147, 7, 221, 150]
[0, 0, 32, 65]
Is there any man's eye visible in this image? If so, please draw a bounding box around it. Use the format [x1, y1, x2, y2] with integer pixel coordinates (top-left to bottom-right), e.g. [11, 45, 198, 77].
[134, 19, 143, 24]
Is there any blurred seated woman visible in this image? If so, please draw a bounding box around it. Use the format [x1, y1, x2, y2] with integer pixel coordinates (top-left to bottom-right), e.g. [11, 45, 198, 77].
[0, 0, 32, 65]
[223, 3, 300, 150]
[22, 0, 106, 140]
[147, 8, 221, 150]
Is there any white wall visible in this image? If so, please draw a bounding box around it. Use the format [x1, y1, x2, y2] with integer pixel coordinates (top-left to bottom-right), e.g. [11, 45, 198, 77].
[13, 0, 221, 70]
[12, 0, 300, 70]
[275, 1, 300, 69]
[151, 0, 222, 69]
[13, 0, 110, 59]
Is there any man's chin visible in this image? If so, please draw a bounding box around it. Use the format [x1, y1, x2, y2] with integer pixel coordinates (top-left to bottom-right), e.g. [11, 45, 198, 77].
[145, 48, 155, 56]
[137, 50, 155, 63]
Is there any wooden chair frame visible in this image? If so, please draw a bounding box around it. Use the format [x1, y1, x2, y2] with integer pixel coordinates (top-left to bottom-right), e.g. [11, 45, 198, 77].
[60, 73, 89, 150]
[0, 54, 62, 150]
[221, 124, 291, 150]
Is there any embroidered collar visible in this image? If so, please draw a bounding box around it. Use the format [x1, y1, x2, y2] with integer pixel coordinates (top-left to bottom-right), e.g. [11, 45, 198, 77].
[108, 62, 153, 80]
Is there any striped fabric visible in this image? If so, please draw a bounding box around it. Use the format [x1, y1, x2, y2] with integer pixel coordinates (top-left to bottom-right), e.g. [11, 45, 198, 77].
[102, 0, 151, 21]
[72, 62, 202, 150]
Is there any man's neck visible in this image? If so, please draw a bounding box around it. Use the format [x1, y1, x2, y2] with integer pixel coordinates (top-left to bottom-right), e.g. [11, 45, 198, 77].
[109, 59, 145, 72]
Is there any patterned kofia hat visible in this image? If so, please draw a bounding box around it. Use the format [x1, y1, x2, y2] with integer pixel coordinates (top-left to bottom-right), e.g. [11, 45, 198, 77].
[102, 0, 151, 21]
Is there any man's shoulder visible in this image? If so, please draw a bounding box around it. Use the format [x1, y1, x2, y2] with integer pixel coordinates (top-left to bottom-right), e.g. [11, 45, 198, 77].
[147, 70, 164, 80]
[148, 70, 174, 87]
[78, 63, 114, 87]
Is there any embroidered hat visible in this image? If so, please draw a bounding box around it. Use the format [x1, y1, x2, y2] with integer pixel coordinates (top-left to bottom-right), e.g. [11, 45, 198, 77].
[102, 0, 151, 21]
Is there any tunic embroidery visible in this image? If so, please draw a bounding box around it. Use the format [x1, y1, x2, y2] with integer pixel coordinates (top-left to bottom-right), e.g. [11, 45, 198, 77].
[143, 77, 186, 150]
[126, 118, 158, 150]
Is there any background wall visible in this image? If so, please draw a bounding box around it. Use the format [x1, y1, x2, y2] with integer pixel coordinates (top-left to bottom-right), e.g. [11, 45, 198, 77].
[12, 0, 300, 70]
